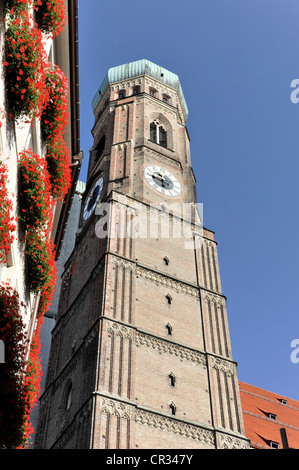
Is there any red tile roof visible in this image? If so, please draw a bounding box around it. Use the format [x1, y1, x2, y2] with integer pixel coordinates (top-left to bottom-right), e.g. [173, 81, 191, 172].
[239, 381, 299, 449]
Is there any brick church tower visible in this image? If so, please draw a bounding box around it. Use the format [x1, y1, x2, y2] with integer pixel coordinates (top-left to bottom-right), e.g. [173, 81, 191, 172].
[35, 60, 249, 449]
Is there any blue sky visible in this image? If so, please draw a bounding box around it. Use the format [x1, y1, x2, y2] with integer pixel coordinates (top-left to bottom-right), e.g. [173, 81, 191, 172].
[78, 0, 299, 400]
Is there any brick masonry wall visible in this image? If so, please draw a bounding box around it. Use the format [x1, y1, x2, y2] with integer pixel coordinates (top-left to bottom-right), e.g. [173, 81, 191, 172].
[35, 73, 249, 449]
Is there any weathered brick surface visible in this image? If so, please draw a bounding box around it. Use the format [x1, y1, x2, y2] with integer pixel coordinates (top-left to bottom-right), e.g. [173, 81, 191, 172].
[35, 71, 249, 449]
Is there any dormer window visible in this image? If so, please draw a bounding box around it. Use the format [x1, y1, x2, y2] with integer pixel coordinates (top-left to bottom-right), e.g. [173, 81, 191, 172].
[270, 441, 279, 449]
[268, 413, 277, 421]
[150, 120, 167, 147]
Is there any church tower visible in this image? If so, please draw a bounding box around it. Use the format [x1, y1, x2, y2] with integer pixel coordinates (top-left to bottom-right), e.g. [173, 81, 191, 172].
[35, 60, 249, 449]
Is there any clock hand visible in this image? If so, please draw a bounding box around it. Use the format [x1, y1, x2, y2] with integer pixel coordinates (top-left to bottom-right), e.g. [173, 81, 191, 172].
[153, 172, 165, 181]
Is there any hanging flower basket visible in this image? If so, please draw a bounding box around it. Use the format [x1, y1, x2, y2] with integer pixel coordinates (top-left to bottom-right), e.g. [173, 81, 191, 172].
[3, 0, 31, 15]
[0, 162, 16, 264]
[21, 279, 55, 446]
[24, 229, 57, 294]
[40, 63, 69, 140]
[46, 135, 71, 201]
[18, 149, 53, 230]
[4, 15, 48, 120]
[34, 0, 66, 38]
[0, 283, 28, 449]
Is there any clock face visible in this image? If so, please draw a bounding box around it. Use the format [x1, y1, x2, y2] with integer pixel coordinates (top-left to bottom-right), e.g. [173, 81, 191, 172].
[144, 166, 181, 197]
[83, 177, 103, 220]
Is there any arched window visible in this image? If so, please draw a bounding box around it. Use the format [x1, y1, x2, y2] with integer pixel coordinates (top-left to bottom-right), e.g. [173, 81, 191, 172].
[166, 323, 172, 336]
[149, 88, 157, 97]
[166, 294, 172, 305]
[169, 402, 176, 415]
[133, 86, 140, 95]
[163, 256, 169, 266]
[118, 90, 126, 99]
[94, 135, 106, 161]
[169, 373, 175, 387]
[150, 120, 167, 147]
[65, 381, 72, 410]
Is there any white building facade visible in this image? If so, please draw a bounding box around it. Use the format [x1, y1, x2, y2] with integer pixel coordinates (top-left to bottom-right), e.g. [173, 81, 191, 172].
[0, 0, 81, 448]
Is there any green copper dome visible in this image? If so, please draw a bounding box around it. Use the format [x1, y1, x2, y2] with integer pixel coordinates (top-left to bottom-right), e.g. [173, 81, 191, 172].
[92, 59, 188, 119]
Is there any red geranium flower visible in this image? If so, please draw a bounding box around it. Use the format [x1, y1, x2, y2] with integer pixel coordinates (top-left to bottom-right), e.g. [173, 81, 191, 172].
[33, 0, 66, 38]
[0, 162, 16, 264]
[5, 14, 48, 120]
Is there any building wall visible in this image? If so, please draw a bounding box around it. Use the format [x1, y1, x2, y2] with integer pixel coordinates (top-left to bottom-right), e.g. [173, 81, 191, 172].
[29, 181, 85, 447]
[0, 1, 80, 448]
[0, 1, 71, 340]
[0, 3, 40, 332]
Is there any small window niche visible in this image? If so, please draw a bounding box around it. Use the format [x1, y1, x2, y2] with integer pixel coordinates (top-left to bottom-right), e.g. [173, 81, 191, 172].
[166, 323, 172, 336]
[166, 294, 172, 305]
[65, 381, 72, 411]
[169, 402, 176, 416]
[118, 90, 126, 99]
[163, 256, 169, 266]
[133, 85, 140, 95]
[149, 88, 157, 97]
[168, 373, 175, 387]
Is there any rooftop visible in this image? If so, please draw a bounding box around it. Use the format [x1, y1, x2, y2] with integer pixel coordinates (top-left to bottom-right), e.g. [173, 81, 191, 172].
[239, 381, 299, 449]
[92, 59, 188, 119]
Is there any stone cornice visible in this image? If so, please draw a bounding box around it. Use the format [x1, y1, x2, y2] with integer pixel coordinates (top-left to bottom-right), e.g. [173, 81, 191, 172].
[134, 144, 182, 170]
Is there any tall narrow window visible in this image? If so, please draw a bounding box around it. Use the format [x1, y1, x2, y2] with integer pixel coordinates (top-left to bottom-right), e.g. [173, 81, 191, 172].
[94, 135, 106, 161]
[163, 257, 169, 266]
[169, 402, 176, 415]
[150, 120, 167, 147]
[150, 122, 157, 142]
[169, 373, 175, 387]
[159, 127, 167, 147]
[65, 382, 72, 410]
[166, 294, 172, 305]
[166, 323, 172, 336]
